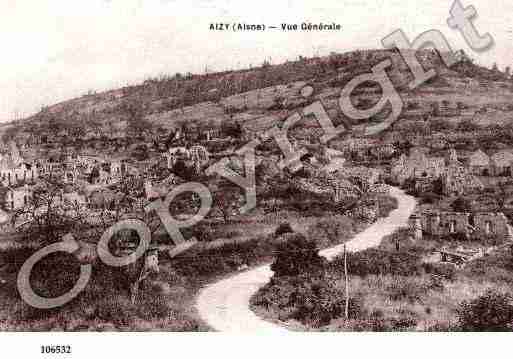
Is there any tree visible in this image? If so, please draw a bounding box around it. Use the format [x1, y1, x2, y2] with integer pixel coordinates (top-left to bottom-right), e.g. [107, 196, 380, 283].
[213, 180, 241, 223]
[171, 159, 194, 181]
[15, 179, 86, 245]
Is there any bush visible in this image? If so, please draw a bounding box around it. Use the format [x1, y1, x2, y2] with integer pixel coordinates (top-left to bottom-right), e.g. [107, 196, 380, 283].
[274, 222, 294, 237]
[171, 237, 274, 278]
[253, 272, 361, 328]
[332, 249, 422, 277]
[307, 216, 355, 247]
[457, 290, 513, 331]
[423, 262, 457, 281]
[419, 192, 442, 204]
[270, 233, 326, 277]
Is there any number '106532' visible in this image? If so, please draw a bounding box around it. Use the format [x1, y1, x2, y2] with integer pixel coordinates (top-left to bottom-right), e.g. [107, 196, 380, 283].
[41, 346, 72, 354]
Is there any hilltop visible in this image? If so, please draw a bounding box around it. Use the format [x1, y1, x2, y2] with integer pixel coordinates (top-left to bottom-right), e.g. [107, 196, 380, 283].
[1, 48, 513, 157]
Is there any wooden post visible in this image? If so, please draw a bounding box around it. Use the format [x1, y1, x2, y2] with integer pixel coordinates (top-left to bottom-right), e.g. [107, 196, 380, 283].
[344, 243, 349, 320]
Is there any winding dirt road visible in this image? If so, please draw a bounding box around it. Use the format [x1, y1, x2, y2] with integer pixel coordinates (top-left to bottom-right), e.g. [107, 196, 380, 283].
[196, 186, 417, 332]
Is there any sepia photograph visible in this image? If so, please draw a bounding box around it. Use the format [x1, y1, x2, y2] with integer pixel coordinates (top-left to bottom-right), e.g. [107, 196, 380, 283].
[1, 0, 513, 357]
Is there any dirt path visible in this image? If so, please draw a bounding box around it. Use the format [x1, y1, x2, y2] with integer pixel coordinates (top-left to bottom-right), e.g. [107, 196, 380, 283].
[195, 186, 417, 332]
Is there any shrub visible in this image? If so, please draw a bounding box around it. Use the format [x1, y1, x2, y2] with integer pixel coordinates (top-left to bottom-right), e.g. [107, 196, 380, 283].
[423, 262, 457, 281]
[332, 249, 422, 277]
[457, 290, 513, 331]
[465, 246, 513, 282]
[419, 192, 442, 204]
[270, 233, 326, 277]
[171, 237, 274, 278]
[274, 222, 294, 237]
[253, 272, 361, 327]
[441, 232, 469, 242]
[307, 216, 355, 247]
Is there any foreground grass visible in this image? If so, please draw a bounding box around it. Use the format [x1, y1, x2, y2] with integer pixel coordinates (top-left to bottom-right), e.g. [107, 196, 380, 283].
[0, 236, 280, 331]
[251, 225, 513, 331]
[0, 244, 203, 331]
[0, 193, 397, 331]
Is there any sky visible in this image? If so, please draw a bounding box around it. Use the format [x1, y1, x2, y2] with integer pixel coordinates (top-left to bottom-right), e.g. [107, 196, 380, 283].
[0, 0, 512, 121]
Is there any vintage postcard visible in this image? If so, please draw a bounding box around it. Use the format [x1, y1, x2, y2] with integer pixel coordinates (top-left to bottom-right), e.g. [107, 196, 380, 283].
[0, 0, 513, 355]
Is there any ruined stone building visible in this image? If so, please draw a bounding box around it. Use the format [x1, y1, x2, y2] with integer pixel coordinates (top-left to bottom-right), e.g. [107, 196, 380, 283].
[392, 147, 484, 196]
[464, 149, 513, 177]
[189, 146, 210, 169]
[411, 211, 510, 239]
[4, 184, 33, 211]
[442, 163, 484, 196]
[0, 142, 39, 186]
[391, 147, 445, 185]
[468, 149, 490, 176]
[490, 150, 513, 176]
[293, 171, 360, 205]
[327, 176, 359, 203]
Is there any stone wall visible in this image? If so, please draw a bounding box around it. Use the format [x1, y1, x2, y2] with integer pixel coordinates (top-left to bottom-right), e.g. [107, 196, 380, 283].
[415, 211, 510, 238]
[473, 213, 510, 236]
[442, 164, 484, 196]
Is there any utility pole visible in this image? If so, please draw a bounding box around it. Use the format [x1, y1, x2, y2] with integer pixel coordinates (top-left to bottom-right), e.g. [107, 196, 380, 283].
[344, 243, 349, 320]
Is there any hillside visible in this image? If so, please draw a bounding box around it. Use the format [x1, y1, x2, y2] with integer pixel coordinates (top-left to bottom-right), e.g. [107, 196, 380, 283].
[2, 48, 513, 153]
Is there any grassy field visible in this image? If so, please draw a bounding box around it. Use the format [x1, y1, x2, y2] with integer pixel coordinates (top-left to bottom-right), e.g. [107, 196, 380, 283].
[251, 226, 513, 331]
[0, 193, 398, 331]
